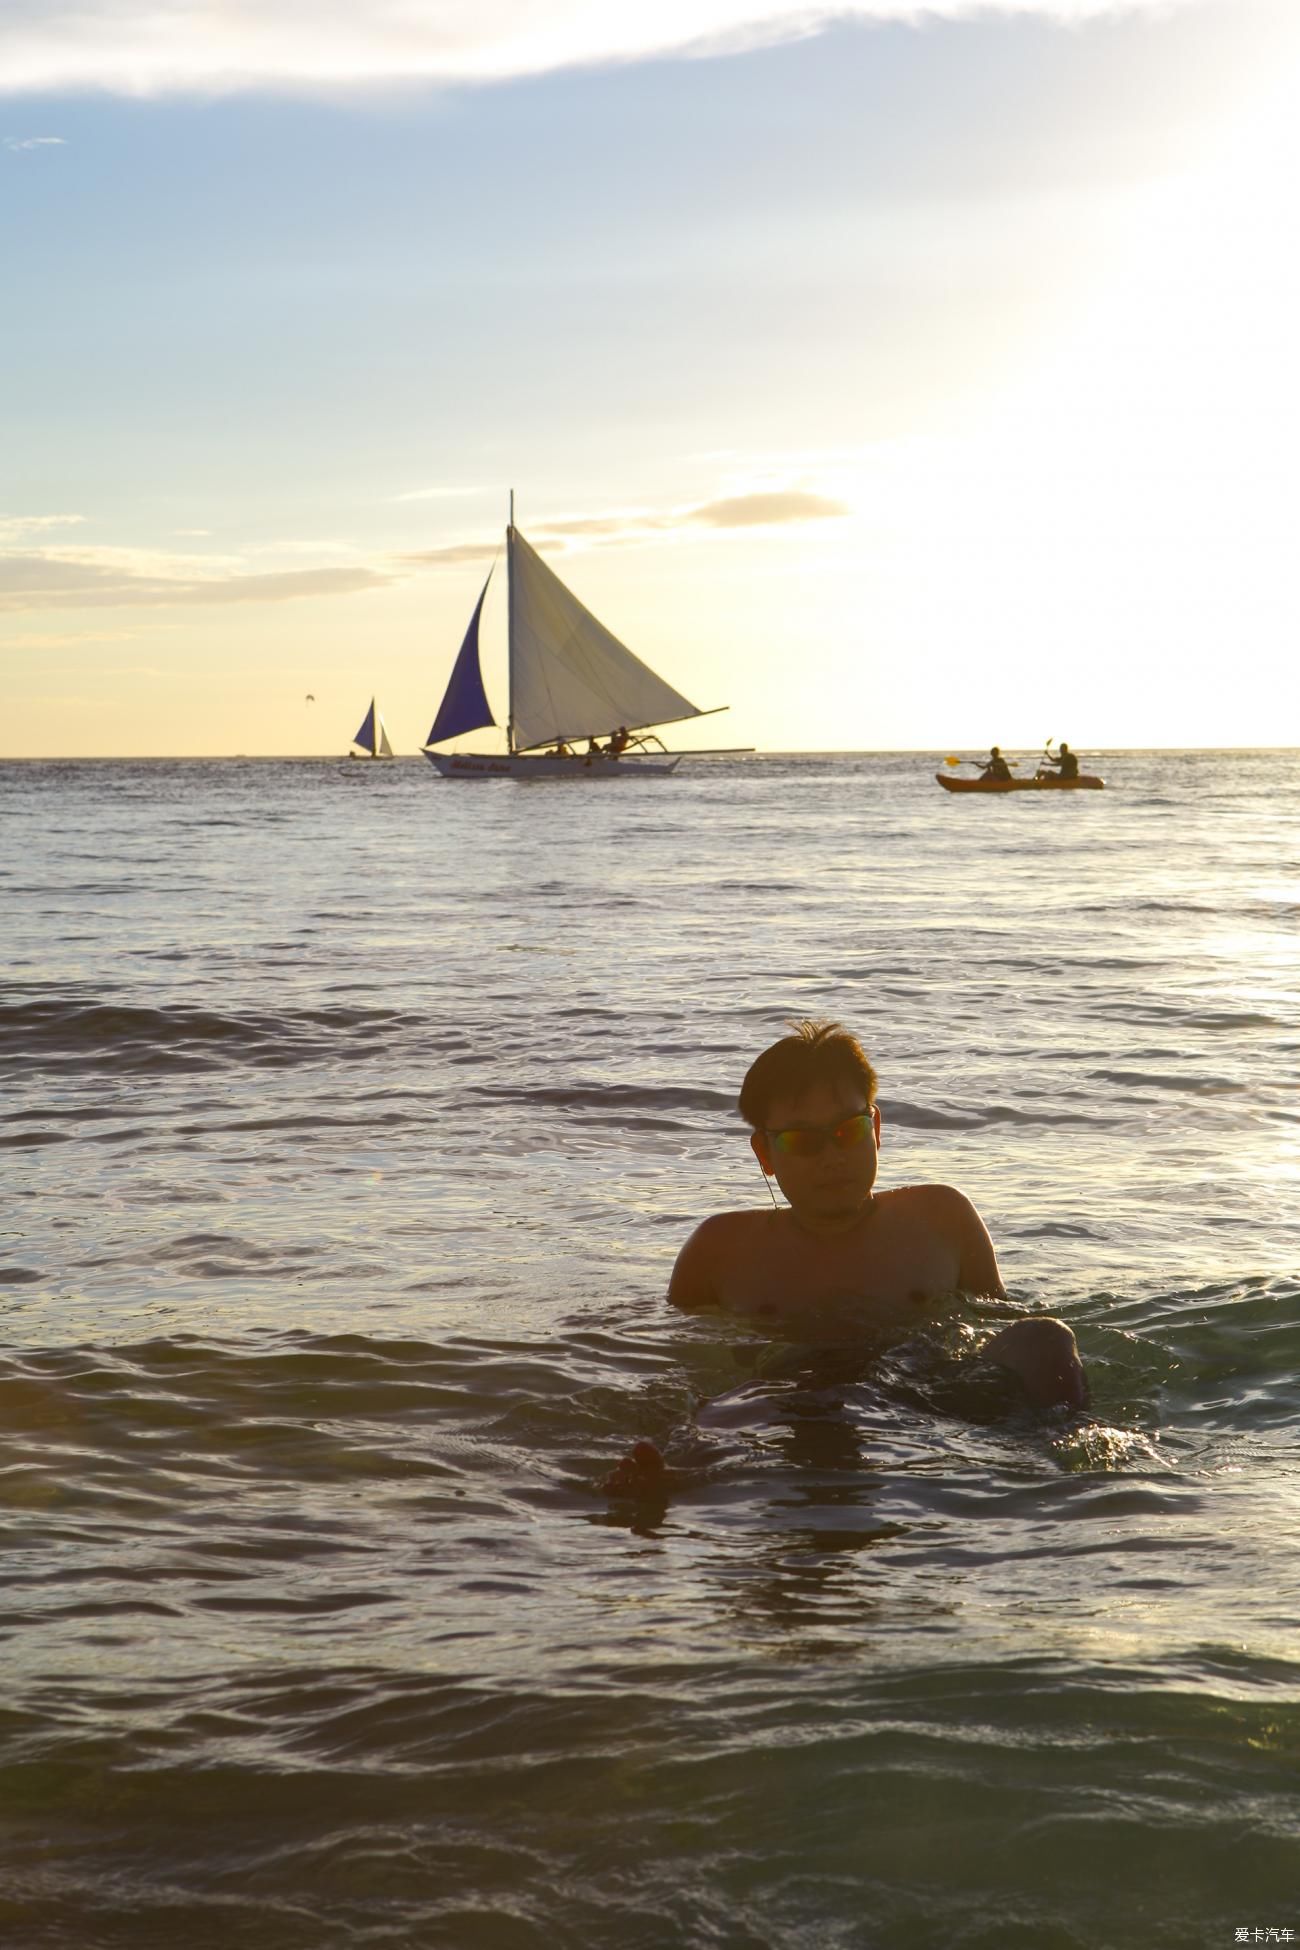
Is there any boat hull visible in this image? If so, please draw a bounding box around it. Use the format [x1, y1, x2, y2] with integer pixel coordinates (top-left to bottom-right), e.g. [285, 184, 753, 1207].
[936, 772, 1105, 793]
[424, 750, 683, 780]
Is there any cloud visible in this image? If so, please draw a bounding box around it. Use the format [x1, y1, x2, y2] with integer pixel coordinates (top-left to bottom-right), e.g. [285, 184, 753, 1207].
[397, 489, 848, 567]
[0, 544, 393, 611]
[397, 541, 504, 567]
[2, 133, 65, 149]
[0, 2, 1193, 96]
[687, 490, 849, 527]
[0, 512, 85, 540]
[401, 489, 849, 563]
[527, 515, 651, 540]
[539, 490, 850, 539]
[2, 485, 849, 614]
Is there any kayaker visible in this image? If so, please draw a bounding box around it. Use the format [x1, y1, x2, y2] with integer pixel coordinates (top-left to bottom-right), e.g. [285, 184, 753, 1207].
[980, 746, 1012, 781]
[1040, 741, 1080, 780]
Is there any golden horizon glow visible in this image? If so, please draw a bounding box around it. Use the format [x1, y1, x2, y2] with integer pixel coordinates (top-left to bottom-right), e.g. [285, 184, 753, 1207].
[3, 4, 1297, 755]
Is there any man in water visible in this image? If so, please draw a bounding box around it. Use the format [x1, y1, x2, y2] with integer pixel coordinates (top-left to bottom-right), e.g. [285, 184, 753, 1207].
[605, 1021, 1087, 1494]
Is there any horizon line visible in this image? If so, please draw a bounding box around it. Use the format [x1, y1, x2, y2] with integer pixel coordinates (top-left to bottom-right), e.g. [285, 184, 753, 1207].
[2, 745, 1296, 762]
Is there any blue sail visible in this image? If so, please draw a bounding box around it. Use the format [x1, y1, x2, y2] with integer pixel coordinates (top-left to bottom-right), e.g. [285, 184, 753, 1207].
[426, 571, 496, 746]
[352, 700, 376, 752]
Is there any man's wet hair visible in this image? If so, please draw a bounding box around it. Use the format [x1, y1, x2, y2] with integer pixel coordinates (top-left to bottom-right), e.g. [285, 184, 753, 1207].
[738, 1020, 878, 1131]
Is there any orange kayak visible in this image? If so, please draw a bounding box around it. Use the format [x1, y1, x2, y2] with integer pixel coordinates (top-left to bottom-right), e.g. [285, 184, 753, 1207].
[936, 772, 1105, 792]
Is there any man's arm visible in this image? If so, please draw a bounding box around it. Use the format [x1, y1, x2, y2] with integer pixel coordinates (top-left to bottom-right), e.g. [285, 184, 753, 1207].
[666, 1219, 725, 1310]
[940, 1188, 1088, 1410]
[602, 1220, 725, 1499]
[944, 1185, 1006, 1298]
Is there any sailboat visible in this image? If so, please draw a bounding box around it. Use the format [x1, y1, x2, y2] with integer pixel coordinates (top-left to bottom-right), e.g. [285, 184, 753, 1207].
[422, 499, 745, 779]
[349, 698, 394, 760]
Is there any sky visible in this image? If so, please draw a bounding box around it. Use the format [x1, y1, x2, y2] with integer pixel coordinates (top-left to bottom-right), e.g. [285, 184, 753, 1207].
[2, 0, 1298, 757]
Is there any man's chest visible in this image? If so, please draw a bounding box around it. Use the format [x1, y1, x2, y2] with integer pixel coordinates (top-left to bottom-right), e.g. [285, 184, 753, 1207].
[714, 1215, 961, 1315]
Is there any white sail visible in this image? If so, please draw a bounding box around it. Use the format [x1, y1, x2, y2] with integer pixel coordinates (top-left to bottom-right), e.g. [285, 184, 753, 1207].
[377, 716, 393, 758]
[506, 528, 703, 752]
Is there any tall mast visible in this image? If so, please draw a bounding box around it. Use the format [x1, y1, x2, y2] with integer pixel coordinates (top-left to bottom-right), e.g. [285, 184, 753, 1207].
[506, 489, 515, 753]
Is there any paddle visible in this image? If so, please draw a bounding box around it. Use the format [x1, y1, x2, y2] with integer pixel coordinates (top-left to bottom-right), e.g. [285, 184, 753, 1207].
[946, 737, 1054, 775]
[945, 751, 1019, 770]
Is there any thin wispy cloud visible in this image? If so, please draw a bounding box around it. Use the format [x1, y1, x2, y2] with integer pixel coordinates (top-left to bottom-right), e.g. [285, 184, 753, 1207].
[0, 2, 1194, 96]
[399, 489, 849, 566]
[0, 543, 392, 611]
[688, 490, 848, 528]
[398, 542, 503, 568]
[535, 490, 850, 540]
[2, 133, 65, 149]
[0, 513, 85, 540]
[3, 486, 851, 612]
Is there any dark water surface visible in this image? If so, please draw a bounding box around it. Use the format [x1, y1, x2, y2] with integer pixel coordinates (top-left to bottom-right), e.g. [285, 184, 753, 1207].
[1, 752, 1297, 1947]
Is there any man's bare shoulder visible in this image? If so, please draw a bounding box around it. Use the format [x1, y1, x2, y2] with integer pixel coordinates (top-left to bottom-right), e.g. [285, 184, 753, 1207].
[667, 1210, 769, 1310]
[884, 1181, 1004, 1296]
[884, 1181, 981, 1221]
[686, 1210, 771, 1242]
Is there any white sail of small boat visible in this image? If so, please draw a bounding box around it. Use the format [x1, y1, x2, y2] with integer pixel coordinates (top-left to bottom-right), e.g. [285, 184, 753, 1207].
[423, 501, 744, 779]
[350, 698, 394, 760]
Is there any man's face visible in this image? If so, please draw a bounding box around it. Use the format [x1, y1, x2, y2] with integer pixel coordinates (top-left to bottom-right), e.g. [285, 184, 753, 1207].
[750, 1076, 880, 1229]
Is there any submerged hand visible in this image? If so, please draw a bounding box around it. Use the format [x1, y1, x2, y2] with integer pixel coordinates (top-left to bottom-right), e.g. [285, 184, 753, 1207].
[601, 1439, 668, 1497]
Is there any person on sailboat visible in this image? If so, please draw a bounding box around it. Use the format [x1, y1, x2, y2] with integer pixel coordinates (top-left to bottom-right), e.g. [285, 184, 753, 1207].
[980, 746, 1012, 781]
[1038, 741, 1080, 780]
[602, 1021, 1088, 1497]
[608, 726, 631, 758]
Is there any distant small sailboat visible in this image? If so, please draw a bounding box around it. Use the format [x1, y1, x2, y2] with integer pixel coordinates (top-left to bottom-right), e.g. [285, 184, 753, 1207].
[349, 698, 394, 760]
[423, 496, 746, 779]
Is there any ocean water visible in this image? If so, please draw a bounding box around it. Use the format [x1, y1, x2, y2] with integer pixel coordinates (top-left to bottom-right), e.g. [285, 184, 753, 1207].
[1, 749, 1297, 1950]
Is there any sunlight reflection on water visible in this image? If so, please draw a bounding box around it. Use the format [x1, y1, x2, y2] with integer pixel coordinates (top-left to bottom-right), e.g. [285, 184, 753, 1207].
[1, 751, 1298, 1946]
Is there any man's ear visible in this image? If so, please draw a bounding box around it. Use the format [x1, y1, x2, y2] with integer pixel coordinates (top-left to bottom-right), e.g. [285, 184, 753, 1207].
[751, 1130, 775, 1177]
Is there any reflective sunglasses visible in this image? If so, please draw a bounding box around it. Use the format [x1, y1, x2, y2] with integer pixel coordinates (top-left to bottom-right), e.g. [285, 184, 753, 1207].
[764, 1111, 873, 1159]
